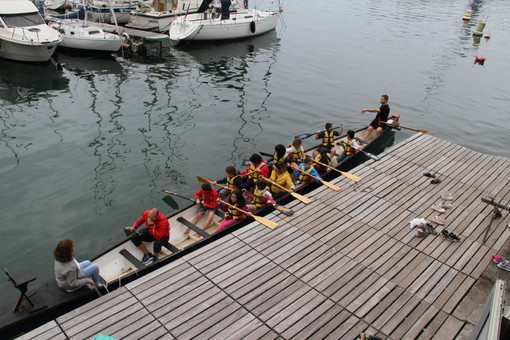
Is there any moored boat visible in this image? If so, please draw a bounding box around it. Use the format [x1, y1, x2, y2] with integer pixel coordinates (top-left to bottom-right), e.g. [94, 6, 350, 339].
[49, 19, 123, 52]
[0, 0, 62, 62]
[125, 0, 201, 32]
[0, 122, 396, 338]
[168, 0, 280, 43]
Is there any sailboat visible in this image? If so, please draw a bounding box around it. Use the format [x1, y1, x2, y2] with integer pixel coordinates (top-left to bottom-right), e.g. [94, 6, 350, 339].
[168, 0, 280, 43]
[49, 0, 123, 52]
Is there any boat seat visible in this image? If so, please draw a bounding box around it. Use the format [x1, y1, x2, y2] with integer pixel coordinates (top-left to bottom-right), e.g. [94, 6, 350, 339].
[177, 217, 210, 238]
[4, 268, 46, 313]
[164, 242, 179, 253]
[119, 249, 145, 270]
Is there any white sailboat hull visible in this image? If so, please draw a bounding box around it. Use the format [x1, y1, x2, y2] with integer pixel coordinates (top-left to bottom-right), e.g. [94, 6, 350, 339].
[169, 8, 278, 42]
[51, 20, 123, 52]
[0, 37, 59, 62]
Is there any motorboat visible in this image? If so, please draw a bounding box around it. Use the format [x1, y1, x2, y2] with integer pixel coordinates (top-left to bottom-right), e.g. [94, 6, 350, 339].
[0, 0, 62, 62]
[71, 0, 153, 25]
[125, 0, 201, 32]
[168, 0, 279, 43]
[50, 19, 123, 51]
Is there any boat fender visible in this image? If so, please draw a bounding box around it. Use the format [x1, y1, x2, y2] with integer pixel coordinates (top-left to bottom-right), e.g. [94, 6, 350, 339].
[121, 32, 130, 42]
[250, 21, 256, 33]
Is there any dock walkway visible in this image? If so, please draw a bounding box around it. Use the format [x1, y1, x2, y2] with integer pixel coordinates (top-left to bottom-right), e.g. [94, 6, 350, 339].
[18, 133, 510, 339]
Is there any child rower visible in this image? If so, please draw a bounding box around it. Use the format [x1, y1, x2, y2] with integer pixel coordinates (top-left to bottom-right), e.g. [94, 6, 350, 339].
[315, 123, 343, 156]
[240, 153, 269, 192]
[336, 130, 360, 163]
[246, 179, 276, 213]
[312, 146, 331, 177]
[214, 165, 245, 199]
[292, 156, 321, 189]
[268, 162, 295, 200]
[216, 189, 250, 232]
[184, 183, 219, 235]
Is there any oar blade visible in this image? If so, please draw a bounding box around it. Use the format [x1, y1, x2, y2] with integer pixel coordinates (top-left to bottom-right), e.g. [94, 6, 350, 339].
[340, 171, 362, 182]
[253, 215, 279, 229]
[418, 129, 429, 134]
[162, 195, 179, 210]
[273, 204, 294, 216]
[292, 192, 312, 204]
[196, 175, 210, 184]
[321, 180, 341, 191]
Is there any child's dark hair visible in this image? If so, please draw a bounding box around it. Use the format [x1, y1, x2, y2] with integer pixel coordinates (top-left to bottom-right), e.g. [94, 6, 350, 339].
[249, 153, 263, 164]
[256, 178, 266, 189]
[325, 122, 332, 130]
[347, 130, 355, 138]
[202, 183, 211, 191]
[225, 165, 237, 175]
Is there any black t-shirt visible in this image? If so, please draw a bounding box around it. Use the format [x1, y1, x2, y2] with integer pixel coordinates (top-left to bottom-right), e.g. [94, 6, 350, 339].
[377, 104, 390, 123]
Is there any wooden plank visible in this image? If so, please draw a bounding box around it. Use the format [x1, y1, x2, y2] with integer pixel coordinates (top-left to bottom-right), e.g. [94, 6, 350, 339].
[15, 320, 67, 340]
[431, 314, 465, 339]
[389, 299, 432, 339]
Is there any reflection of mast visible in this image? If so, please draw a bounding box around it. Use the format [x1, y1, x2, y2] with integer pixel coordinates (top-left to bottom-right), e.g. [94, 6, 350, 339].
[0, 108, 20, 168]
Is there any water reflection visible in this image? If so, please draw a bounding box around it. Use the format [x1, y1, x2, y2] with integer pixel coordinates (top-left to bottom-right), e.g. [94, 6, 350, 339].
[0, 59, 69, 104]
[173, 31, 281, 164]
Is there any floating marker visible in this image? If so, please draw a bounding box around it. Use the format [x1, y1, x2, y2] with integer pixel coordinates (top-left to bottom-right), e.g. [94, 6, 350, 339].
[484, 32, 491, 40]
[474, 56, 486, 65]
[463, 9, 472, 21]
[473, 22, 486, 36]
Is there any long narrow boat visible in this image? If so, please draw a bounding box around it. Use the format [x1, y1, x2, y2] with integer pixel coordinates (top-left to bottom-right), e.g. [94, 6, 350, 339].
[0, 121, 396, 338]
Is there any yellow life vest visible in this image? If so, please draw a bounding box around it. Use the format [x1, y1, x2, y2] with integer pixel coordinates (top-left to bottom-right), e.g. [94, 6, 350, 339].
[273, 152, 288, 163]
[297, 167, 314, 184]
[343, 139, 356, 155]
[322, 130, 335, 146]
[288, 145, 301, 160]
[249, 162, 266, 181]
[226, 203, 244, 220]
[226, 175, 239, 190]
[253, 187, 269, 208]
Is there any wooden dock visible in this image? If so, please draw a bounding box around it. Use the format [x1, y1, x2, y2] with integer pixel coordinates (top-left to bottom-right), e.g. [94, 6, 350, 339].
[16, 133, 510, 339]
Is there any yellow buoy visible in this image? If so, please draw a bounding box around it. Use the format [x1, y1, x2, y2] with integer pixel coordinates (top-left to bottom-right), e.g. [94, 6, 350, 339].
[463, 9, 472, 21]
[473, 22, 485, 36]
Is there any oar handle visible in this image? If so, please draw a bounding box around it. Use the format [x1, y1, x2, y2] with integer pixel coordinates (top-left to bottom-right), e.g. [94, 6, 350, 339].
[261, 176, 291, 192]
[293, 167, 320, 181]
[197, 176, 229, 191]
[218, 199, 252, 218]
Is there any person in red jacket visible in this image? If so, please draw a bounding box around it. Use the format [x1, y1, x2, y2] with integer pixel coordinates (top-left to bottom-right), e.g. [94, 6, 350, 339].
[241, 153, 269, 192]
[124, 208, 170, 265]
[184, 183, 219, 235]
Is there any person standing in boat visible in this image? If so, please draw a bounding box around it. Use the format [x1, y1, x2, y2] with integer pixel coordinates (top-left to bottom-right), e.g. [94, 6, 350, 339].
[124, 208, 170, 265]
[360, 94, 390, 141]
[214, 165, 245, 200]
[54, 239, 102, 292]
[184, 183, 219, 234]
[216, 189, 249, 231]
[315, 123, 343, 158]
[336, 130, 361, 163]
[240, 153, 269, 192]
[268, 162, 295, 200]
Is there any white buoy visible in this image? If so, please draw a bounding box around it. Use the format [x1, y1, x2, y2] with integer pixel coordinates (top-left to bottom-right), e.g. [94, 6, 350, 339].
[463, 9, 472, 21]
[473, 22, 485, 36]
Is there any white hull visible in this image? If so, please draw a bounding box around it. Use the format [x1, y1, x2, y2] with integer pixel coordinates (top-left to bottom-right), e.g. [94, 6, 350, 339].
[0, 37, 59, 62]
[126, 0, 201, 32]
[51, 20, 123, 52]
[169, 8, 279, 42]
[0, 1, 61, 62]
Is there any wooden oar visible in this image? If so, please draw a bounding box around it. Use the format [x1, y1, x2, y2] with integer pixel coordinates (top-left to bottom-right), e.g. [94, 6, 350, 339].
[381, 121, 429, 134]
[196, 176, 294, 216]
[293, 167, 341, 191]
[242, 189, 294, 216]
[313, 159, 362, 182]
[218, 199, 278, 229]
[294, 125, 343, 140]
[261, 176, 312, 204]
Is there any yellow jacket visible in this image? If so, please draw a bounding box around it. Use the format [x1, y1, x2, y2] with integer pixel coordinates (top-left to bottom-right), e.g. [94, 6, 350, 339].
[269, 171, 296, 193]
